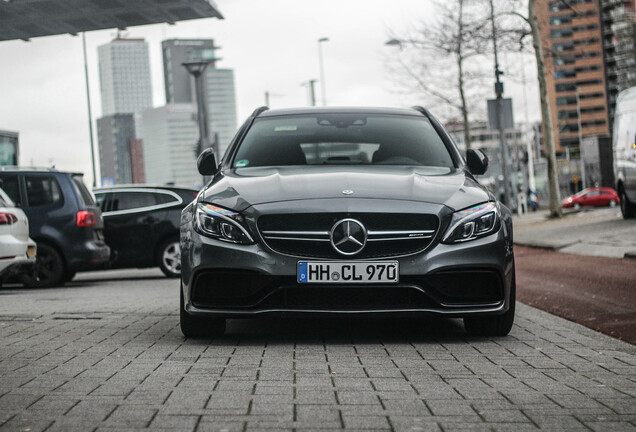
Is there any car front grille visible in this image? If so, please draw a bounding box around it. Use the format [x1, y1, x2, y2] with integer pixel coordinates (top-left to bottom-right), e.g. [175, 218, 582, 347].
[258, 212, 439, 259]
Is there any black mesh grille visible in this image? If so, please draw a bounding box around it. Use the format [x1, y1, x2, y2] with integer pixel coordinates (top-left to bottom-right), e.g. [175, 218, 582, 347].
[258, 212, 439, 259]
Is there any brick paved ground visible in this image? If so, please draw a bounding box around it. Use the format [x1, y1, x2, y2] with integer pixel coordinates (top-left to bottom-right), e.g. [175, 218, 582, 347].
[0, 269, 634, 431]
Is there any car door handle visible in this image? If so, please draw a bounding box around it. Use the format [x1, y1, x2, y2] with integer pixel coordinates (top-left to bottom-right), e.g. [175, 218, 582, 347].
[142, 216, 156, 224]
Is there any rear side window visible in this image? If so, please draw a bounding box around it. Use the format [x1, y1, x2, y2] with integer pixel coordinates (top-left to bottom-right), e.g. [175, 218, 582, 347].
[25, 176, 62, 207]
[0, 176, 21, 205]
[111, 192, 156, 211]
[72, 176, 95, 206]
[154, 192, 179, 205]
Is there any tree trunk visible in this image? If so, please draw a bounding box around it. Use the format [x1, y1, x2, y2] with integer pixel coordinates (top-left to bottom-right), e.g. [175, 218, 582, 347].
[457, 0, 471, 149]
[529, 0, 561, 217]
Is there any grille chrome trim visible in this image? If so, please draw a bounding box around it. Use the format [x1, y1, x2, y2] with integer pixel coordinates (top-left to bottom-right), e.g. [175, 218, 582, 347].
[263, 236, 331, 242]
[367, 230, 435, 236]
[262, 230, 329, 236]
[367, 236, 434, 242]
[258, 213, 439, 259]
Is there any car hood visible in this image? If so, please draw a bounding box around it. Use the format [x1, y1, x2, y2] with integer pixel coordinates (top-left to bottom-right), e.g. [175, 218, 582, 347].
[200, 166, 492, 212]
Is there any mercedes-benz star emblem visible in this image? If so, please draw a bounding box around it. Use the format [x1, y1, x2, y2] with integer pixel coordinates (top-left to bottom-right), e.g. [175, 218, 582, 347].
[342, 190, 353, 195]
[330, 218, 367, 256]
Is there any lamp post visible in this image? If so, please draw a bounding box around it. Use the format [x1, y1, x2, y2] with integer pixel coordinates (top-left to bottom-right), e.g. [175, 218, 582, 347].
[576, 87, 586, 190]
[489, 0, 512, 209]
[182, 60, 212, 162]
[301, 80, 318, 106]
[318, 37, 329, 106]
[82, 32, 98, 187]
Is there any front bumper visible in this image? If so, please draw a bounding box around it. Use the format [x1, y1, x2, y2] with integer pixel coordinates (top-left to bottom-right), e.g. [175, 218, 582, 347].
[181, 225, 515, 319]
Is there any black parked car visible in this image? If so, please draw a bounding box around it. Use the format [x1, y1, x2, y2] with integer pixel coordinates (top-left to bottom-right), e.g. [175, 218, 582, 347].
[180, 106, 515, 338]
[0, 167, 110, 287]
[94, 185, 198, 277]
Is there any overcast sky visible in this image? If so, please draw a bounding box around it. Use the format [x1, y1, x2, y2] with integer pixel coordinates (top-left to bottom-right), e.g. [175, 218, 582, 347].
[0, 0, 539, 187]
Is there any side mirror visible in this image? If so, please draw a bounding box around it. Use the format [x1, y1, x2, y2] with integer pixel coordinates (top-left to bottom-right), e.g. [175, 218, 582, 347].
[197, 147, 217, 176]
[466, 149, 488, 175]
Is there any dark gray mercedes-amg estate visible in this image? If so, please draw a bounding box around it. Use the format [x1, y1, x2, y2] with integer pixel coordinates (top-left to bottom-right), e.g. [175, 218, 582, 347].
[180, 106, 515, 338]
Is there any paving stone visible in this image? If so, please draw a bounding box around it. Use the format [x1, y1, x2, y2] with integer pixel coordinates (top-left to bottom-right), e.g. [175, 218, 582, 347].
[0, 270, 633, 431]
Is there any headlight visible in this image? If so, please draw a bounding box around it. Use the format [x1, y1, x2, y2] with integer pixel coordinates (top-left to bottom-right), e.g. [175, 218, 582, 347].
[442, 202, 500, 244]
[195, 203, 254, 244]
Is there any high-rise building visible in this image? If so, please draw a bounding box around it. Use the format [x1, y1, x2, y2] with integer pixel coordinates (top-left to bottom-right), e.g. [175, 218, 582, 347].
[600, 0, 636, 129]
[0, 129, 19, 166]
[97, 37, 153, 184]
[535, 0, 636, 154]
[162, 39, 219, 104]
[161, 39, 238, 159]
[140, 104, 201, 188]
[536, 0, 610, 153]
[97, 114, 135, 185]
[98, 38, 153, 116]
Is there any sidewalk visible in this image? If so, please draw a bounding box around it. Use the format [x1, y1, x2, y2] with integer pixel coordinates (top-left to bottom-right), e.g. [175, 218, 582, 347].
[513, 207, 636, 259]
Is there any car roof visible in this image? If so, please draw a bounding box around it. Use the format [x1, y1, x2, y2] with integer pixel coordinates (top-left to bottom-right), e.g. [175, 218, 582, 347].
[93, 184, 198, 193]
[0, 166, 83, 176]
[257, 106, 424, 118]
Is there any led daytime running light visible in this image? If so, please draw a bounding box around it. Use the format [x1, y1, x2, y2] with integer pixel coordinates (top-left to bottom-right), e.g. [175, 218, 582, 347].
[442, 202, 499, 243]
[202, 204, 238, 217]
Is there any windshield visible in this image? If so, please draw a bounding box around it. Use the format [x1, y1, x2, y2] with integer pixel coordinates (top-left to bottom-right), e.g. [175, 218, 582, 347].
[232, 114, 455, 169]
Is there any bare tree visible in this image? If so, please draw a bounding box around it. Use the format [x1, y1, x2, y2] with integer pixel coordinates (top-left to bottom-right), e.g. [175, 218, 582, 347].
[387, 0, 491, 149]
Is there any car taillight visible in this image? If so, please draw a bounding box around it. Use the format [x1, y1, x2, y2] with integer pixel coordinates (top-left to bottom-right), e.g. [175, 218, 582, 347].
[0, 213, 18, 225]
[77, 211, 98, 227]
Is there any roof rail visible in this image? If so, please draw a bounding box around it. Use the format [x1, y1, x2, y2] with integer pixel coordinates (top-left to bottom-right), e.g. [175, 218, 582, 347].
[251, 106, 269, 117]
[0, 166, 60, 172]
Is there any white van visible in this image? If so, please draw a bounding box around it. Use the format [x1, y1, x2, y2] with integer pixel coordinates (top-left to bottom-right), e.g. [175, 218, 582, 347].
[614, 86, 636, 219]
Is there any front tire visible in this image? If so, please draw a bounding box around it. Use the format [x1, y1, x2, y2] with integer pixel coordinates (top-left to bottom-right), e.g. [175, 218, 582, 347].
[158, 239, 181, 278]
[620, 188, 636, 219]
[180, 287, 226, 338]
[464, 269, 516, 337]
[20, 243, 65, 288]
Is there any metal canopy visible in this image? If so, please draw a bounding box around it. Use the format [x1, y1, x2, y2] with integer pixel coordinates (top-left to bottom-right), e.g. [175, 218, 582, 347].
[0, 0, 224, 42]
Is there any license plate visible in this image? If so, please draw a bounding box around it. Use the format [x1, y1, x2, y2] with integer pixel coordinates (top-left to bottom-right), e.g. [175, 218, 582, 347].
[297, 261, 399, 284]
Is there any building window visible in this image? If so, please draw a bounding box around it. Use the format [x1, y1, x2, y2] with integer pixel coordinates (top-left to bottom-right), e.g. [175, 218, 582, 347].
[551, 28, 574, 38]
[556, 83, 577, 92]
[550, 14, 572, 25]
[555, 69, 576, 79]
[556, 96, 577, 106]
[553, 42, 574, 52]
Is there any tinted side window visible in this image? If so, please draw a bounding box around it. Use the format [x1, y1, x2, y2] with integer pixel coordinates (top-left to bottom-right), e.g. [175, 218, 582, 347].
[25, 176, 62, 207]
[95, 193, 108, 211]
[72, 176, 95, 205]
[111, 192, 156, 211]
[154, 192, 179, 205]
[0, 176, 21, 205]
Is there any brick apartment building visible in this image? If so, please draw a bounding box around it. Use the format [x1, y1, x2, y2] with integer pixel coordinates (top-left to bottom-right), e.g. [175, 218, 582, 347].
[536, 0, 635, 156]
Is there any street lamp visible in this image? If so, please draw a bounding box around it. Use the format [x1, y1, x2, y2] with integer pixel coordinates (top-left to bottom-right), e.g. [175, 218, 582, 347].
[182, 60, 212, 164]
[318, 37, 329, 106]
[575, 87, 586, 190]
[489, 0, 513, 209]
[81, 32, 98, 187]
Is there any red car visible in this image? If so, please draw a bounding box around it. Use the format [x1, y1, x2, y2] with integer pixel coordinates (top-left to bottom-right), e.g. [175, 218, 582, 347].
[562, 187, 620, 210]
